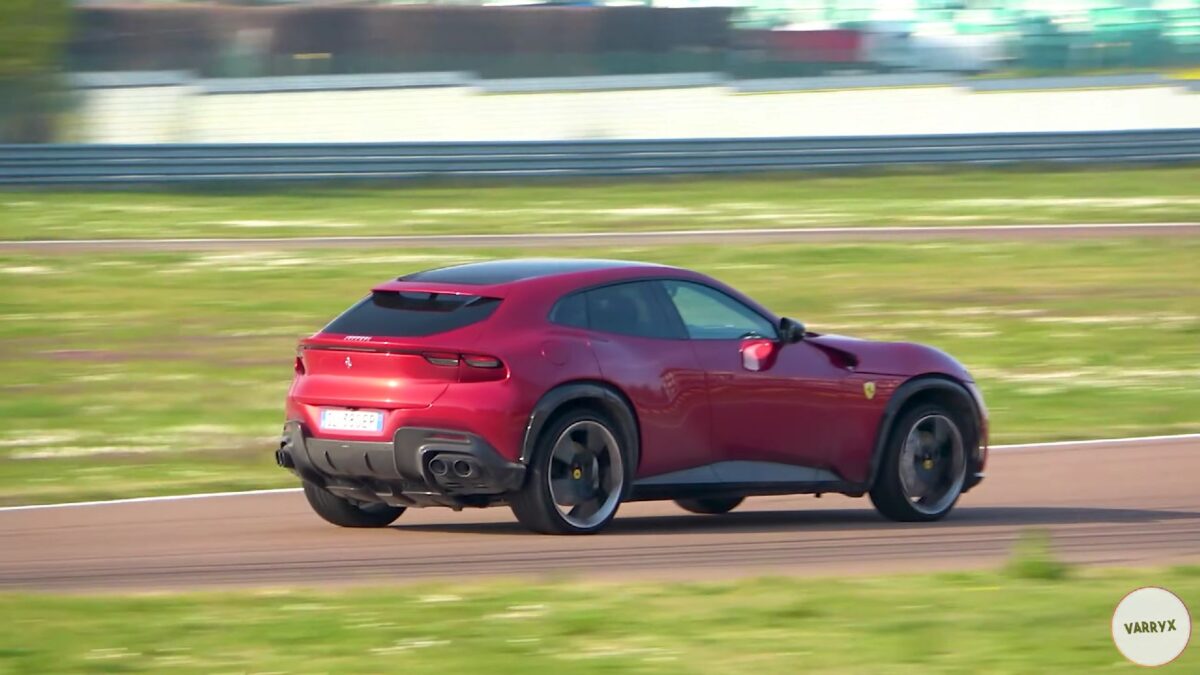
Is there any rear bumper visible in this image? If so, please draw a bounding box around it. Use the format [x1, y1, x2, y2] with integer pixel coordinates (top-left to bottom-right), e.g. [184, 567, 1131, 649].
[277, 421, 525, 508]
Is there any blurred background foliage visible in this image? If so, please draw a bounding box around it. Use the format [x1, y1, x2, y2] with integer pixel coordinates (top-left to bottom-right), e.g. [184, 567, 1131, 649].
[0, 0, 72, 142]
[3, 1, 1199, 140]
[51, 1, 1200, 78]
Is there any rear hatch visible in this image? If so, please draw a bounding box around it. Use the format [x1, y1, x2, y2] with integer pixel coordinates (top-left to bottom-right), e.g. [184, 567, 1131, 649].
[292, 285, 505, 411]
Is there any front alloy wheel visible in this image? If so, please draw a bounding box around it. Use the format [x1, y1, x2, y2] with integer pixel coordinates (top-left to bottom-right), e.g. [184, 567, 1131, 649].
[675, 496, 744, 515]
[870, 404, 968, 522]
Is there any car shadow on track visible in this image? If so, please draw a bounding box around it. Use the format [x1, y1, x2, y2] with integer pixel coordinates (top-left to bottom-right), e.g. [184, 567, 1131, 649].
[391, 505, 1200, 536]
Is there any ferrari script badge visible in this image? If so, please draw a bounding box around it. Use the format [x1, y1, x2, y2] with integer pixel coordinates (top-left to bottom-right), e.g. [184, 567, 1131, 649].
[863, 381, 876, 400]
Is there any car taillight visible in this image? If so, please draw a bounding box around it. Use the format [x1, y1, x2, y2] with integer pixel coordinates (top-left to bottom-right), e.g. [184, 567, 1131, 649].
[460, 354, 507, 383]
[421, 352, 506, 381]
[423, 352, 460, 367]
[462, 354, 502, 369]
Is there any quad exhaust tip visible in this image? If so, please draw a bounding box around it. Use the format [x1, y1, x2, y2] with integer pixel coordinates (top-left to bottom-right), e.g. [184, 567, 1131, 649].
[428, 458, 449, 476]
[275, 449, 295, 469]
[428, 456, 478, 479]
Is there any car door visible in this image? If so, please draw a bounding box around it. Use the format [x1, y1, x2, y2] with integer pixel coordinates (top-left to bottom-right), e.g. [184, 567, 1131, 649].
[568, 281, 714, 478]
[659, 279, 851, 476]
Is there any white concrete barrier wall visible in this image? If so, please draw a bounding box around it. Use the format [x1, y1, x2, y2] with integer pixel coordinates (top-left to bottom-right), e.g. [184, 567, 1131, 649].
[75, 83, 1200, 144]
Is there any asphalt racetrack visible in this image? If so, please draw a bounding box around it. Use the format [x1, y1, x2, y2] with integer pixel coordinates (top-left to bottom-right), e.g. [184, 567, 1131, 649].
[1, 437, 1196, 591]
[5, 222, 1200, 253]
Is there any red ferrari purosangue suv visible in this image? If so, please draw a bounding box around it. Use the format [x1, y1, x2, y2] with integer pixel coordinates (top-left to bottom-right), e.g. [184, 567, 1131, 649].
[278, 258, 987, 534]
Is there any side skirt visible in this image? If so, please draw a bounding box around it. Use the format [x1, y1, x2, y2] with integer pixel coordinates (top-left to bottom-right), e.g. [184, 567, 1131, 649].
[628, 460, 864, 502]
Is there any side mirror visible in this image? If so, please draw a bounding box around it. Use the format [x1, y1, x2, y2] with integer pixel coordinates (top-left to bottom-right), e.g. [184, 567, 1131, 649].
[740, 339, 779, 372]
[779, 317, 806, 344]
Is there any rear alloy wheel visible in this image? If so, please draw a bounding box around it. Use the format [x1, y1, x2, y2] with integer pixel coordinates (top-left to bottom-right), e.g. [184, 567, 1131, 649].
[675, 496, 744, 515]
[302, 481, 405, 528]
[870, 404, 968, 522]
[510, 409, 629, 535]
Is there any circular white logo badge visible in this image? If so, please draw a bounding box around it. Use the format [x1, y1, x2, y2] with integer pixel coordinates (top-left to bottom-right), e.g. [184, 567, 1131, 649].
[1112, 587, 1192, 667]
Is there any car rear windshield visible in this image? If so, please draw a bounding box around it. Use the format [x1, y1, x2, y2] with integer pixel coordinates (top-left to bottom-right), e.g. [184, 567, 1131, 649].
[323, 291, 501, 338]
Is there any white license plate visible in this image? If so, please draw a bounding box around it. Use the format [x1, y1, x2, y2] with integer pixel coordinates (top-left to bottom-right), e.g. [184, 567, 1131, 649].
[319, 409, 383, 432]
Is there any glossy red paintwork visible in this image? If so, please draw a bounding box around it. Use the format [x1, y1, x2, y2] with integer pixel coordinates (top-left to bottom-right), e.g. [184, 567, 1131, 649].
[585, 330, 712, 477]
[287, 262, 986, 483]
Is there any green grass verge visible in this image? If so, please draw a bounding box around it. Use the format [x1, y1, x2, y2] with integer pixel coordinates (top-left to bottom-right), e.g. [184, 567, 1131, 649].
[1, 239, 1197, 504]
[2, 565, 1198, 673]
[1, 166, 1198, 240]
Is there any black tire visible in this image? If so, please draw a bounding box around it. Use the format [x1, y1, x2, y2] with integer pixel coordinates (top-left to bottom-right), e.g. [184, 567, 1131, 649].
[675, 496, 744, 515]
[510, 407, 631, 535]
[302, 481, 405, 528]
[870, 403, 969, 522]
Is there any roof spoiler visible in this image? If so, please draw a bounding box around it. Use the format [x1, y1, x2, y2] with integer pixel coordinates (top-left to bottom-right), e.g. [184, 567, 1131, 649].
[370, 280, 508, 297]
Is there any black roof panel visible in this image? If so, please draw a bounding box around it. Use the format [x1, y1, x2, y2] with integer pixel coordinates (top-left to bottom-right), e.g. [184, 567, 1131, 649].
[402, 258, 654, 285]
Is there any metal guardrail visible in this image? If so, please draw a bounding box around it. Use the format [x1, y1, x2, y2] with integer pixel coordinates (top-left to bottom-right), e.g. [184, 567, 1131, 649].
[65, 70, 1198, 94]
[2, 129, 1199, 185]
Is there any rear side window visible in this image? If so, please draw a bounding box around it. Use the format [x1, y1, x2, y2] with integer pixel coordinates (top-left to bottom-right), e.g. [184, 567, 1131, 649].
[584, 282, 675, 339]
[324, 292, 500, 338]
[548, 292, 587, 329]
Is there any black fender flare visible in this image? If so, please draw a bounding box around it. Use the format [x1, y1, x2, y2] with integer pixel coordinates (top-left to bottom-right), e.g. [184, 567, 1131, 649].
[521, 380, 641, 470]
[864, 375, 981, 491]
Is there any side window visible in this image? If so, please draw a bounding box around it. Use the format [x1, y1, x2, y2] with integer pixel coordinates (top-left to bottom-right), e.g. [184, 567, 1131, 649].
[548, 292, 587, 329]
[585, 282, 675, 339]
[662, 280, 777, 340]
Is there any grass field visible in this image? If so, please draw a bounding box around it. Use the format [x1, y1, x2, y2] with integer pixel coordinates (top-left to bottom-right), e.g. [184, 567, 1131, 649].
[1, 238, 1198, 505]
[1, 166, 1199, 241]
[2, 563, 1197, 673]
